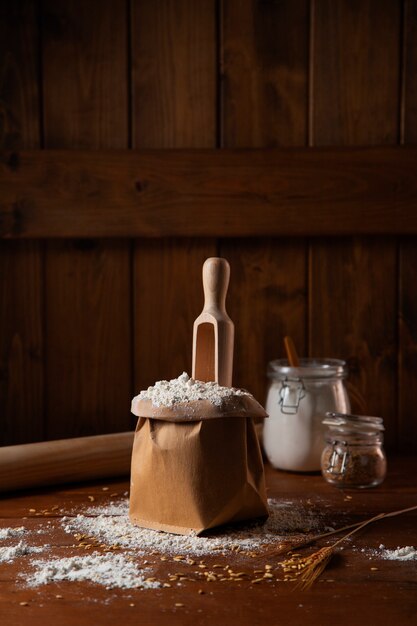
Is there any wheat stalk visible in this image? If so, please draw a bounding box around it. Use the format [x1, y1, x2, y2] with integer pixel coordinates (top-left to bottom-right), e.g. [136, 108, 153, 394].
[280, 503, 417, 590]
[264, 518, 367, 558]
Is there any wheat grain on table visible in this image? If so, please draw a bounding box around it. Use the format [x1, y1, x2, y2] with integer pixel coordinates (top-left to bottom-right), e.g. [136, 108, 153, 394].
[0, 459, 416, 626]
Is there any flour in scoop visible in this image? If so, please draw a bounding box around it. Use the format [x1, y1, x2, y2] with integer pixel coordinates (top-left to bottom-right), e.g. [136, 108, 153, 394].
[133, 372, 250, 407]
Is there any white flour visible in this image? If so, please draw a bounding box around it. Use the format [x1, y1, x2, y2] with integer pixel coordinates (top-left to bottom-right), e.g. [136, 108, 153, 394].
[1, 497, 327, 591]
[377, 544, 417, 561]
[0, 541, 44, 563]
[0, 526, 26, 540]
[133, 372, 250, 408]
[27, 553, 161, 590]
[62, 498, 323, 557]
[262, 359, 351, 472]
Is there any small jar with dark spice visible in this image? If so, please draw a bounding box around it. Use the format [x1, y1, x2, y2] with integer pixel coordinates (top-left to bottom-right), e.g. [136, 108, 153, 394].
[321, 412, 387, 489]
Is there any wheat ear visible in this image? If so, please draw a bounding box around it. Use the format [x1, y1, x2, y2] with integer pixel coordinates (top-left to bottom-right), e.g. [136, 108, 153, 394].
[280, 502, 417, 590]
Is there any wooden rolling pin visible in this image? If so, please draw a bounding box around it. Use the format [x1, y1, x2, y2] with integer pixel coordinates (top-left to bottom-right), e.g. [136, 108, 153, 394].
[0, 431, 134, 493]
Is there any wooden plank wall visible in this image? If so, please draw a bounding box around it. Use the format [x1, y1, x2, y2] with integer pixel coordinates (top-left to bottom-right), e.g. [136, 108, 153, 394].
[0, 0, 416, 453]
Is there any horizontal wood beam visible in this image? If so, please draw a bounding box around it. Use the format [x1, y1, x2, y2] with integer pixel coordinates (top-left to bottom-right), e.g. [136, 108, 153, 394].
[1, 147, 416, 238]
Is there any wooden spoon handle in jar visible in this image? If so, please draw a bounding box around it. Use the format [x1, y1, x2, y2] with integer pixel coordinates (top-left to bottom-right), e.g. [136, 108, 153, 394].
[284, 336, 300, 367]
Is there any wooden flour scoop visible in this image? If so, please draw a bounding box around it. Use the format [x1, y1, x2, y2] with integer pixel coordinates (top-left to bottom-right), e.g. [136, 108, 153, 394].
[192, 257, 234, 386]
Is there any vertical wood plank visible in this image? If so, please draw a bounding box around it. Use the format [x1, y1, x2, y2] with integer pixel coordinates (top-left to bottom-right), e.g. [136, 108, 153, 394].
[131, 0, 216, 148]
[131, 0, 217, 391]
[42, 0, 131, 438]
[309, 239, 397, 420]
[220, 240, 307, 401]
[220, 0, 309, 401]
[312, 0, 400, 146]
[399, 0, 417, 451]
[0, 0, 44, 444]
[310, 0, 400, 448]
[222, 0, 309, 148]
[402, 0, 417, 142]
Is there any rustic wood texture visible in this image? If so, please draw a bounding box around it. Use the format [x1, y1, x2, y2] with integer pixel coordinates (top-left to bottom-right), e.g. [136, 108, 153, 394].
[399, 241, 417, 452]
[220, 241, 307, 400]
[133, 239, 216, 388]
[41, 0, 131, 438]
[1, 459, 417, 624]
[0, 0, 43, 445]
[220, 0, 309, 397]
[2, 146, 416, 238]
[309, 0, 401, 448]
[131, 0, 217, 393]
[45, 240, 131, 437]
[402, 0, 417, 143]
[0, 1, 416, 452]
[311, 0, 400, 146]
[131, 0, 216, 148]
[221, 0, 309, 148]
[399, 1, 417, 452]
[309, 239, 397, 442]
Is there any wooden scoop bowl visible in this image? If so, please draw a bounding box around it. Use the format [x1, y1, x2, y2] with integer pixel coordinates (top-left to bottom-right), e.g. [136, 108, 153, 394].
[192, 257, 234, 387]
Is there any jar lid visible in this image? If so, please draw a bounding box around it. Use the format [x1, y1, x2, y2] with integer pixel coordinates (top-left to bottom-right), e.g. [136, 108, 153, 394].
[323, 411, 384, 435]
[267, 358, 347, 380]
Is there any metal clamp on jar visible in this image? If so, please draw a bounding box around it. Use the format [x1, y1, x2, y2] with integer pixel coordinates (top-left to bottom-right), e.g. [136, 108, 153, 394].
[321, 412, 387, 488]
[263, 359, 350, 472]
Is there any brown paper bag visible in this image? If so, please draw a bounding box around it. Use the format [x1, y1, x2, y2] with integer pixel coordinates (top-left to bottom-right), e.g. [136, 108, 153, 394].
[129, 395, 269, 535]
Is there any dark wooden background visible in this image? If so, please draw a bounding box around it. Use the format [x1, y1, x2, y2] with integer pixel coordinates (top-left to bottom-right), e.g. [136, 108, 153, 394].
[1, 0, 416, 452]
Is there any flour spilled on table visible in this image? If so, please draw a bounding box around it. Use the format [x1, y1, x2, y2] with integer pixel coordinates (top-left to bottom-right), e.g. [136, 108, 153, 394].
[1, 497, 328, 590]
[0, 526, 27, 540]
[0, 541, 44, 563]
[61, 498, 326, 558]
[27, 553, 161, 589]
[374, 545, 417, 561]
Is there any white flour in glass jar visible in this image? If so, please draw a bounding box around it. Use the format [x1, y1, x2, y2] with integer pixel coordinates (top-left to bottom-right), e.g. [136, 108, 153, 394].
[263, 359, 350, 472]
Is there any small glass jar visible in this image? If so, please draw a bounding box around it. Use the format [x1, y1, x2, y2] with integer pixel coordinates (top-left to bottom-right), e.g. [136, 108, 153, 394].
[321, 412, 387, 488]
[263, 359, 350, 472]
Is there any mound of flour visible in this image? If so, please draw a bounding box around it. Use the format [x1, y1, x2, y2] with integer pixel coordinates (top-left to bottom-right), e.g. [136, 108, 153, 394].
[0, 527, 26, 540]
[377, 545, 417, 561]
[132, 372, 251, 408]
[0, 541, 44, 563]
[27, 553, 161, 589]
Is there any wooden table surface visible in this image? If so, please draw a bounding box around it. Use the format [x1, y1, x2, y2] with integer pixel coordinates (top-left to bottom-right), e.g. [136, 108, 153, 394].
[1, 457, 416, 626]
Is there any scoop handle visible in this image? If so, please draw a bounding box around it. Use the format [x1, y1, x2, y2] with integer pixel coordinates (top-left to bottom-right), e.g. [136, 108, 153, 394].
[192, 257, 234, 386]
[202, 257, 230, 314]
